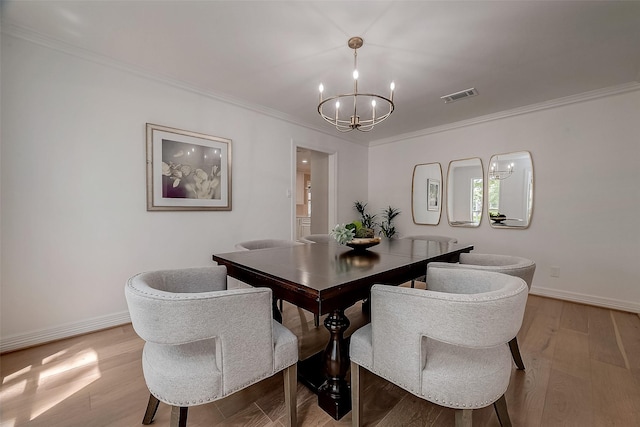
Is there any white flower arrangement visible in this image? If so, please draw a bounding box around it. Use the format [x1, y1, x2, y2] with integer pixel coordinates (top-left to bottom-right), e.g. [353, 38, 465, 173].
[329, 224, 355, 245]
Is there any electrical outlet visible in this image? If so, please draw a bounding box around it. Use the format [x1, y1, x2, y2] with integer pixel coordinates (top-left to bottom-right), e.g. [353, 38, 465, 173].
[550, 266, 560, 278]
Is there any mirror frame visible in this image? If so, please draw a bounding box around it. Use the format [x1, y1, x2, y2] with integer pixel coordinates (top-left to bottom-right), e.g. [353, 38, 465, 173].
[411, 162, 443, 225]
[488, 151, 534, 229]
[446, 157, 484, 228]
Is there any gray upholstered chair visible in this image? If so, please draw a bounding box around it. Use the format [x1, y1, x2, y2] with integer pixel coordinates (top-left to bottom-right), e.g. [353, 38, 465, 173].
[428, 253, 536, 370]
[125, 266, 298, 427]
[235, 239, 304, 251]
[298, 234, 331, 244]
[402, 235, 458, 287]
[350, 266, 528, 427]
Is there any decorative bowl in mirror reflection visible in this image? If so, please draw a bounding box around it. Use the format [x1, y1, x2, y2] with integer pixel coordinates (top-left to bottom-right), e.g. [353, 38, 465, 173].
[346, 237, 382, 251]
[491, 216, 507, 223]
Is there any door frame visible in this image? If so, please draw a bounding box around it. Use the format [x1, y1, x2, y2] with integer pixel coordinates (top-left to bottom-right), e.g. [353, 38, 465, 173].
[291, 139, 338, 240]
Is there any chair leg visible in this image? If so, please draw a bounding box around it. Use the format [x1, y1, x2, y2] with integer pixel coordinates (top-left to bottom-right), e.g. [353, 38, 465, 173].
[455, 409, 473, 427]
[508, 337, 525, 370]
[350, 361, 363, 427]
[410, 279, 415, 288]
[142, 393, 160, 424]
[283, 364, 297, 427]
[170, 406, 188, 427]
[493, 394, 512, 427]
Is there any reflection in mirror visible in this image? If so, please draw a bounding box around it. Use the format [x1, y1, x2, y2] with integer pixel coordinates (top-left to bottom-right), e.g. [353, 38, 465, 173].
[447, 158, 483, 227]
[488, 151, 533, 228]
[412, 163, 442, 225]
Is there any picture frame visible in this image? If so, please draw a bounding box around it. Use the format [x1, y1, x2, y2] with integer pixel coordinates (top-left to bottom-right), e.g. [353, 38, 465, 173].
[427, 178, 440, 211]
[146, 123, 232, 211]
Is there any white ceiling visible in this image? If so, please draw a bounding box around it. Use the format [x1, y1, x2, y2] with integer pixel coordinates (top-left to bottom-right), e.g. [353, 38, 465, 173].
[3, 1, 640, 145]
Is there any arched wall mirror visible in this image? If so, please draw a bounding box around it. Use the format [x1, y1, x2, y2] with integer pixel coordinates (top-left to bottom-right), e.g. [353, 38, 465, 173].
[447, 158, 483, 227]
[411, 162, 442, 225]
[488, 151, 534, 228]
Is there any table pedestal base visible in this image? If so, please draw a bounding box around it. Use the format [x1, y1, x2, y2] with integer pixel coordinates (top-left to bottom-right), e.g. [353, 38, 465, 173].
[318, 383, 351, 420]
[297, 309, 352, 420]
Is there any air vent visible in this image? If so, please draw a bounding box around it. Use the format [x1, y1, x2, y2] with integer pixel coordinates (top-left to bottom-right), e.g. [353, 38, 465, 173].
[440, 88, 478, 103]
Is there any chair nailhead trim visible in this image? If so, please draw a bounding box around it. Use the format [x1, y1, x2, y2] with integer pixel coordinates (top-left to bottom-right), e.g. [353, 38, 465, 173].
[147, 362, 297, 406]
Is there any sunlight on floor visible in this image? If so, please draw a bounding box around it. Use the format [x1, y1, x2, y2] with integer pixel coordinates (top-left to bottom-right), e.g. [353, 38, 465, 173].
[30, 349, 101, 420]
[37, 349, 98, 385]
[0, 380, 27, 400]
[2, 366, 32, 384]
[0, 347, 102, 425]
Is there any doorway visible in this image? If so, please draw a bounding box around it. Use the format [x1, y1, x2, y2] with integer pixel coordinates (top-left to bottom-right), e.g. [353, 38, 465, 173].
[293, 145, 336, 240]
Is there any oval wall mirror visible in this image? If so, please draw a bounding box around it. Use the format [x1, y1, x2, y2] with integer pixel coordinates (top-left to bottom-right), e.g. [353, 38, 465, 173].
[447, 158, 483, 227]
[488, 151, 534, 228]
[411, 162, 442, 225]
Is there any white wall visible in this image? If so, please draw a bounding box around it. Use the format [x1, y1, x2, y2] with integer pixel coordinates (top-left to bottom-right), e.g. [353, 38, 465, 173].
[0, 35, 368, 351]
[2, 33, 638, 353]
[368, 88, 640, 312]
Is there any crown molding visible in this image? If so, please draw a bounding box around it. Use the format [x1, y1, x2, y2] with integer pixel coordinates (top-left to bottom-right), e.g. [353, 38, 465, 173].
[5, 22, 637, 150]
[369, 81, 640, 147]
[2, 23, 365, 146]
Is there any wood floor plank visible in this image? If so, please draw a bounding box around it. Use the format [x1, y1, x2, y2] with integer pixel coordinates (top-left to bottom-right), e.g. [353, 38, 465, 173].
[559, 301, 589, 333]
[341, 370, 409, 427]
[551, 328, 591, 379]
[212, 402, 278, 427]
[590, 358, 640, 426]
[375, 393, 447, 427]
[586, 305, 627, 368]
[521, 297, 563, 360]
[2, 296, 639, 427]
[539, 368, 592, 426]
[611, 310, 640, 371]
[504, 355, 553, 427]
[214, 373, 284, 419]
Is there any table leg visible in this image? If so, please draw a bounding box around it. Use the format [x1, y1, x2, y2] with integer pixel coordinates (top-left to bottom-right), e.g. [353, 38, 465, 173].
[318, 308, 351, 419]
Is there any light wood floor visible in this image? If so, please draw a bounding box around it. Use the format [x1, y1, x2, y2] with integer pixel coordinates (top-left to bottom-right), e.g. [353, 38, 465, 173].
[2, 293, 639, 427]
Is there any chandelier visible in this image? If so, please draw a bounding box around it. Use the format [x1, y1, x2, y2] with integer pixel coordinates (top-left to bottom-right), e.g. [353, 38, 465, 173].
[317, 37, 395, 132]
[489, 161, 515, 180]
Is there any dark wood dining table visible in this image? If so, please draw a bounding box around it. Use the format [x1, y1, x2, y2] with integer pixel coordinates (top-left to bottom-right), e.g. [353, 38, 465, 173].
[212, 237, 473, 420]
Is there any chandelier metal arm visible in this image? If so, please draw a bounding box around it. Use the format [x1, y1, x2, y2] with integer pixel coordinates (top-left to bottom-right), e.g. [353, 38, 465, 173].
[317, 36, 395, 133]
[318, 94, 395, 131]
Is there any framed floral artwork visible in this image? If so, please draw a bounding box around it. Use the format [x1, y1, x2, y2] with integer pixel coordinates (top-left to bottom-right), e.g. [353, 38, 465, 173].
[146, 123, 232, 211]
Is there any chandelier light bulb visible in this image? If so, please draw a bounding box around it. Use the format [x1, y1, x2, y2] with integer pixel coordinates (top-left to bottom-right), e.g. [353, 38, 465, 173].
[353, 69, 359, 80]
[371, 99, 376, 107]
[319, 83, 324, 93]
[335, 101, 340, 110]
[390, 82, 395, 91]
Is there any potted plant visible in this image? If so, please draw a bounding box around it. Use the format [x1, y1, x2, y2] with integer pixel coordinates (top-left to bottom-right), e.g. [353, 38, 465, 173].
[379, 206, 401, 238]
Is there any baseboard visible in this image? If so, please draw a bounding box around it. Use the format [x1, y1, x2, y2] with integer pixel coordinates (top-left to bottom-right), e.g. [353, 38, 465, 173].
[0, 311, 131, 354]
[530, 286, 640, 314]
